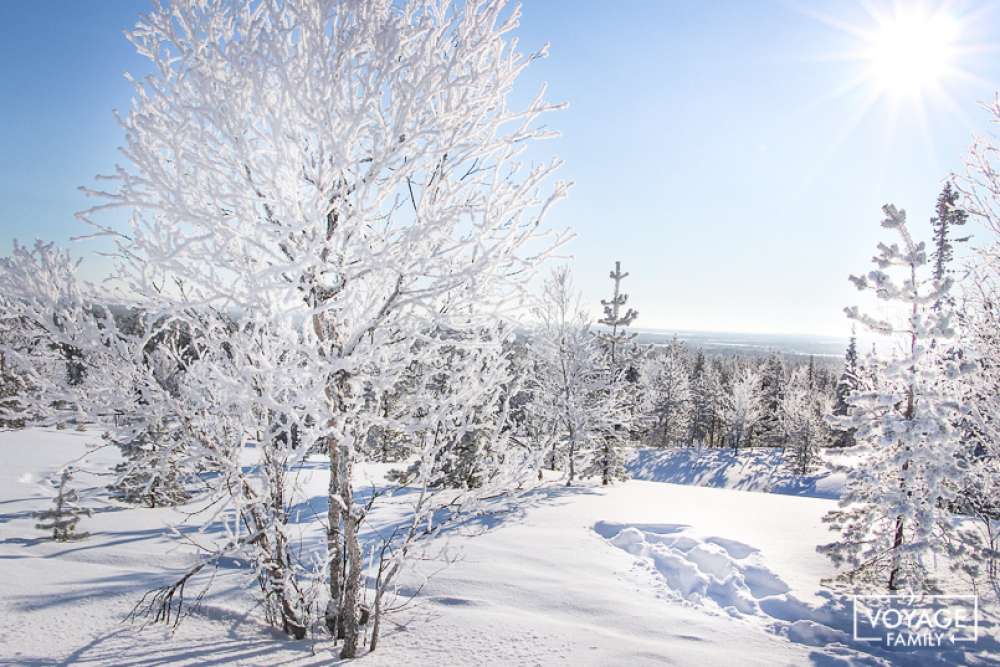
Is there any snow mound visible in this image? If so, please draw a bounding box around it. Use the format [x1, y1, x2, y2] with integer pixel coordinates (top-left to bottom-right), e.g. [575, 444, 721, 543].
[626, 447, 847, 499]
[598, 521, 780, 617]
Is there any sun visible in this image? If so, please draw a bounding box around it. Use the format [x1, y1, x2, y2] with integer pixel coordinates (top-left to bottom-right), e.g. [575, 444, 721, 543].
[863, 7, 960, 97]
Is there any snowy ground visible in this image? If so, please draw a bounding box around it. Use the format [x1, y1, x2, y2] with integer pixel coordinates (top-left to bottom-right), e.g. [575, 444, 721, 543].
[1, 430, 997, 666]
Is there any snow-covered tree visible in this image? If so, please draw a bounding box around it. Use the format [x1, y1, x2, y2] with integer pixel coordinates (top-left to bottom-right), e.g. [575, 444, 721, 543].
[781, 366, 830, 474]
[595, 260, 643, 468]
[642, 338, 691, 447]
[12, 0, 570, 656]
[757, 352, 786, 446]
[724, 366, 762, 452]
[689, 360, 725, 447]
[389, 326, 524, 490]
[821, 204, 970, 592]
[0, 348, 27, 429]
[36, 467, 91, 542]
[949, 289, 1000, 592]
[530, 268, 626, 485]
[597, 261, 639, 366]
[831, 326, 860, 448]
[951, 106, 1000, 592]
[107, 424, 191, 507]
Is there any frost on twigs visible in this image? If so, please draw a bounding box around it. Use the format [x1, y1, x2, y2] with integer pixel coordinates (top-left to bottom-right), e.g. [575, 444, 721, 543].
[50, 0, 569, 657]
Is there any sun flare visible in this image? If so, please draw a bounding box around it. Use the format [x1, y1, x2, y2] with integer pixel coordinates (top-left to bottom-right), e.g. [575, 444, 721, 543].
[863, 8, 959, 97]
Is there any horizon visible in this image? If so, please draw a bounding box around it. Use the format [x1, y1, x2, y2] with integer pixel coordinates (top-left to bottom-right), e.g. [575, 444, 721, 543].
[3, 1, 1000, 337]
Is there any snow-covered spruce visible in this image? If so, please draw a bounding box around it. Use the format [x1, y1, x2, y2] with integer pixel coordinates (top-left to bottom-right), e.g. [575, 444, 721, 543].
[821, 204, 971, 592]
[831, 326, 860, 448]
[35, 466, 91, 542]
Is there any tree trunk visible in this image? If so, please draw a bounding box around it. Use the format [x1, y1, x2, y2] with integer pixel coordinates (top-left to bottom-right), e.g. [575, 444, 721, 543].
[566, 425, 576, 486]
[888, 515, 905, 591]
[339, 457, 362, 659]
[888, 286, 918, 592]
[325, 437, 344, 638]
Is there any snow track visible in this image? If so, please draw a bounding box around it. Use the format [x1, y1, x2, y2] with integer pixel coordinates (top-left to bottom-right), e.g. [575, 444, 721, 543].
[597, 521, 999, 666]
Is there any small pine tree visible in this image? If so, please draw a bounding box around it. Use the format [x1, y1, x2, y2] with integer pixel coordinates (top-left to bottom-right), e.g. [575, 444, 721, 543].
[597, 261, 639, 366]
[594, 261, 641, 483]
[36, 467, 92, 541]
[831, 326, 860, 447]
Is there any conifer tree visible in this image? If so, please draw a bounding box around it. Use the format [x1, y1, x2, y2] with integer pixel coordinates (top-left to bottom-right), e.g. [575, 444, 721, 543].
[821, 204, 969, 592]
[597, 261, 639, 366]
[107, 422, 191, 507]
[758, 352, 786, 446]
[594, 261, 641, 481]
[690, 362, 725, 447]
[930, 182, 969, 311]
[36, 467, 91, 541]
[0, 349, 27, 429]
[832, 326, 860, 447]
[643, 338, 692, 447]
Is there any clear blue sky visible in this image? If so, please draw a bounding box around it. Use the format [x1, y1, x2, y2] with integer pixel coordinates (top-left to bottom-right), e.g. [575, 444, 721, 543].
[2, 1, 999, 337]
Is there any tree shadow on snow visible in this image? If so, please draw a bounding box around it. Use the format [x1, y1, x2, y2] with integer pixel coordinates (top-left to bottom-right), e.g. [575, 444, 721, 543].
[627, 448, 842, 499]
[3, 623, 337, 667]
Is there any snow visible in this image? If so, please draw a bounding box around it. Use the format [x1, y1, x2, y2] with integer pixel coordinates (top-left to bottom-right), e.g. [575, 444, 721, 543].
[627, 446, 848, 499]
[1, 428, 997, 665]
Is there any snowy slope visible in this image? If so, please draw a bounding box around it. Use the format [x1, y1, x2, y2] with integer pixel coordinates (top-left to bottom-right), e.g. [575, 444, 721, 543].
[627, 447, 848, 499]
[1, 429, 996, 666]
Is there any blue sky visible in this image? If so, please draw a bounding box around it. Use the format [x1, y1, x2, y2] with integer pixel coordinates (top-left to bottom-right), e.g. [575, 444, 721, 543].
[2, 1, 999, 337]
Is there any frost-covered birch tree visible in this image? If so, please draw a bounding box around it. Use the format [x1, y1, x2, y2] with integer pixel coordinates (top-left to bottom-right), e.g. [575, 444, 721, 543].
[724, 366, 762, 452]
[45, 0, 567, 657]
